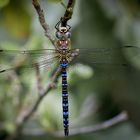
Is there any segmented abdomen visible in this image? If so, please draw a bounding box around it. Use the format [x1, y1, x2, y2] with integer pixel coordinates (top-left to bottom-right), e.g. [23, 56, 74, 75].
[60, 63, 69, 136]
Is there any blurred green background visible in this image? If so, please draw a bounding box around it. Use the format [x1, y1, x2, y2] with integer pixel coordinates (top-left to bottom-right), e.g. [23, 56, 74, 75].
[0, 0, 140, 140]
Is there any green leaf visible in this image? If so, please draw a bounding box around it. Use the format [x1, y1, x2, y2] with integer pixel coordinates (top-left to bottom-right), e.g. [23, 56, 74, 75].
[1, 0, 31, 39]
[0, 0, 9, 8]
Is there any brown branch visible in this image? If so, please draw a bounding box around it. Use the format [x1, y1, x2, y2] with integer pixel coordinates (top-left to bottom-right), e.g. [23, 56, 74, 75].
[21, 111, 128, 137]
[61, 0, 76, 26]
[32, 0, 55, 46]
[16, 67, 61, 126]
[54, 111, 128, 137]
[35, 64, 44, 95]
[5, 1, 76, 139]
[5, 67, 61, 140]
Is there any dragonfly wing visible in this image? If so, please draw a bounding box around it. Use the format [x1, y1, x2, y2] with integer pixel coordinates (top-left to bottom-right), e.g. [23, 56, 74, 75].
[69, 46, 139, 67]
[67, 45, 140, 79]
[0, 48, 58, 59]
[0, 56, 60, 73]
[0, 48, 60, 73]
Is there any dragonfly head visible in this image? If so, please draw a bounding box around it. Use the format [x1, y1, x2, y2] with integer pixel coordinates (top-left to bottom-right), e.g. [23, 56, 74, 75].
[56, 26, 71, 40]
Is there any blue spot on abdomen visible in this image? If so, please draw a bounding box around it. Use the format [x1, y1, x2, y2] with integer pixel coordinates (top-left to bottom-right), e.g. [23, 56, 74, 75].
[63, 112, 69, 117]
[60, 63, 68, 68]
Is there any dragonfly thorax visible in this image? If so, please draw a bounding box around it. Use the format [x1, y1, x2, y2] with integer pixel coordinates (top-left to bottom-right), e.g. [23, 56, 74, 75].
[57, 40, 69, 46]
[55, 23, 72, 67]
[58, 48, 71, 64]
[59, 48, 70, 56]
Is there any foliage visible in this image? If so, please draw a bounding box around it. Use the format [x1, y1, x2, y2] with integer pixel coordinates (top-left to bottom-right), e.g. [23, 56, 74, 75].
[0, 0, 140, 140]
[0, 0, 9, 8]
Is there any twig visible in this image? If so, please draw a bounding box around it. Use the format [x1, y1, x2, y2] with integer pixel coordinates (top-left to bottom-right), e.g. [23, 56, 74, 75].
[5, 67, 61, 140]
[21, 111, 128, 137]
[60, 1, 67, 9]
[61, 0, 76, 26]
[54, 111, 128, 137]
[32, 0, 55, 46]
[35, 64, 44, 95]
[5, 1, 76, 139]
[16, 67, 61, 127]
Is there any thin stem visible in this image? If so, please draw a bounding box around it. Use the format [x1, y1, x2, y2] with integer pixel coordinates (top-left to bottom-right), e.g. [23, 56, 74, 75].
[35, 64, 44, 95]
[5, 67, 61, 140]
[16, 67, 61, 127]
[54, 111, 128, 137]
[60, 1, 67, 9]
[61, 0, 76, 26]
[4, 1, 76, 139]
[32, 0, 55, 46]
[21, 111, 128, 137]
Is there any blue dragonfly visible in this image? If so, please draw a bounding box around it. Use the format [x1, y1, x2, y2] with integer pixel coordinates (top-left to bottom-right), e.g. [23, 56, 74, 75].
[0, 21, 136, 136]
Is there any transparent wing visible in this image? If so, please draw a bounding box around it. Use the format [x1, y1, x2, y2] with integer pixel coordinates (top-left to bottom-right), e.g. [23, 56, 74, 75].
[69, 46, 139, 66]
[0, 48, 57, 59]
[0, 48, 60, 73]
[67, 45, 140, 78]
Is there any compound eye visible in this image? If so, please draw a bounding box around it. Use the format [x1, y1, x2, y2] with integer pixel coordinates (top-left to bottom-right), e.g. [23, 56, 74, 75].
[56, 31, 62, 39]
[65, 32, 71, 38]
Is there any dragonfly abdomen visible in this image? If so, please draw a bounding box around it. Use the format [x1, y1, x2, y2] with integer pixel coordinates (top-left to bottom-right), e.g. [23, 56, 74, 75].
[60, 62, 69, 136]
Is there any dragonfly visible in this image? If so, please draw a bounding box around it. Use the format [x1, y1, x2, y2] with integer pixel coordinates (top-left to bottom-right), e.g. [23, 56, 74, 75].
[0, 21, 79, 136]
[0, 20, 137, 136]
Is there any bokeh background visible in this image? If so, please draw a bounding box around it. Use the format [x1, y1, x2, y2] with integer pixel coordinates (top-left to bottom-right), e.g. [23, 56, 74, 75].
[0, 0, 140, 140]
